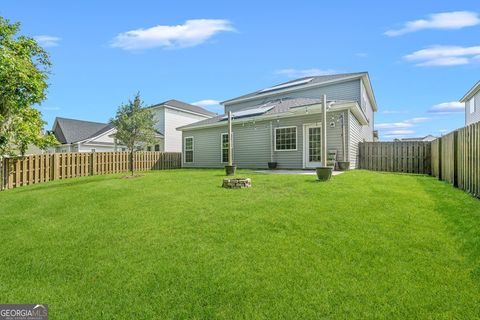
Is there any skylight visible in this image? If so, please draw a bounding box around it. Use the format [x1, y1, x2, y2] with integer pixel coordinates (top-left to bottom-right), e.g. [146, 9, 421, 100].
[259, 78, 314, 93]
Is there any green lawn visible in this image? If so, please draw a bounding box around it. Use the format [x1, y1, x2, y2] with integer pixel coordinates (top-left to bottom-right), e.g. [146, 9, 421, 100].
[0, 170, 479, 319]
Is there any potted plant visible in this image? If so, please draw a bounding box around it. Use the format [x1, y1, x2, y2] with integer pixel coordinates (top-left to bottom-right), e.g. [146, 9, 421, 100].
[225, 165, 236, 176]
[268, 162, 277, 169]
[316, 166, 333, 181]
[337, 161, 350, 171]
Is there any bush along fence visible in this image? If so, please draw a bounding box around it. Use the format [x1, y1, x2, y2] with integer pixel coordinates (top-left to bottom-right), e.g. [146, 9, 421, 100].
[358, 141, 432, 174]
[0, 151, 182, 190]
[431, 122, 480, 198]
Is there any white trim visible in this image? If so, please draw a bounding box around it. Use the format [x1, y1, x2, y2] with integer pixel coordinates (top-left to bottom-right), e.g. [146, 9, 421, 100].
[184, 136, 194, 163]
[274, 126, 298, 152]
[302, 123, 323, 168]
[76, 127, 117, 144]
[470, 96, 476, 114]
[220, 133, 231, 163]
[460, 80, 480, 102]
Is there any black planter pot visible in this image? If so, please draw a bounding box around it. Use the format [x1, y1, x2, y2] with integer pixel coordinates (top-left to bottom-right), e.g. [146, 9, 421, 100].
[337, 161, 350, 171]
[316, 167, 333, 181]
[268, 162, 278, 170]
[225, 165, 237, 176]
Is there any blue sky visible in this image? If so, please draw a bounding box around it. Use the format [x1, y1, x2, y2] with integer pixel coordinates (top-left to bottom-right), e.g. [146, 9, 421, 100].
[1, 0, 479, 140]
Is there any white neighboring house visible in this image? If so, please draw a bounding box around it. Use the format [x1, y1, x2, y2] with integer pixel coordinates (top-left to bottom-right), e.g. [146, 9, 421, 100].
[145, 99, 216, 152]
[461, 80, 480, 126]
[50, 117, 121, 153]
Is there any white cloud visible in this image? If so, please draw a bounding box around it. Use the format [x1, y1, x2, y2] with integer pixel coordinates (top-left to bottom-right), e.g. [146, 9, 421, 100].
[34, 35, 61, 47]
[110, 19, 235, 50]
[404, 45, 480, 66]
[274, 68, 336, 78]
[407, 117, 430, 123]
[376, 122, 414, 129]
[429, 101, 464, 113]
[191, 99, 221, 107]
[385, 11, 480, 36]
[355, 52, 367, 57]
[384, 130, 416, 136]
[381, 109, 409, 114]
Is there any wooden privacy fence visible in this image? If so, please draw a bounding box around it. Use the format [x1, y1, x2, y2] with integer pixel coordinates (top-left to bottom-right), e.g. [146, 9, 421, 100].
[431, 122, 480, 198]
[1, 151, 182, 190]
[358, 141, 432, 174]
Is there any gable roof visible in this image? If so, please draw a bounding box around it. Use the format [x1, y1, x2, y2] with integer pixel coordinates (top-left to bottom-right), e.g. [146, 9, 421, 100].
[52, 117, 112, 144]
[178, 97, 366, 131]
[148, 99, 216, 117]
[221, 72, 378, 111]
[460, 80, 480, 102]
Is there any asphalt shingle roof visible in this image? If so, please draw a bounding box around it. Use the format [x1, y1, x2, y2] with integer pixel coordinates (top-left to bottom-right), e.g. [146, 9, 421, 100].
[149, 99, 216, 117]
[53, 117, 112, 144]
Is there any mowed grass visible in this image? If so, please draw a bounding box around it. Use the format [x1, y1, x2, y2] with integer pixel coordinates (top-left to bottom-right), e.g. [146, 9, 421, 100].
[0, 169, 480, 319]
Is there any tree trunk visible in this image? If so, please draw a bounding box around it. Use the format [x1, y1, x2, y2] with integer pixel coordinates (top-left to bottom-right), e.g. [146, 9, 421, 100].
[129, 149, 134, 176]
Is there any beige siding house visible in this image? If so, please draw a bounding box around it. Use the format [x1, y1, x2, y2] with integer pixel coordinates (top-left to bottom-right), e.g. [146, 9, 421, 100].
[179, 72, 377, 169]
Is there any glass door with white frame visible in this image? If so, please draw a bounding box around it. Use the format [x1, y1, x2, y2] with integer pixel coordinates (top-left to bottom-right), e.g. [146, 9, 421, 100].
[304, 124, 322, 168]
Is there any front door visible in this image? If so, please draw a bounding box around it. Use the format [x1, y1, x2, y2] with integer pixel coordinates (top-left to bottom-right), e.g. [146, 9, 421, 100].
[304, 124, 322, 168]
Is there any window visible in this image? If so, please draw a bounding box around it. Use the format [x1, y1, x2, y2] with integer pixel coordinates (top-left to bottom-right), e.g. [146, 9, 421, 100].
[147, 146, 152, 151]
[91, 148, 96, 152]
[221, 133, 230, 163]
[470, 96, 476, 114]
[275, 127, 297, 151]
[184, 137, 194, 163]
[154, 144, 160, 151]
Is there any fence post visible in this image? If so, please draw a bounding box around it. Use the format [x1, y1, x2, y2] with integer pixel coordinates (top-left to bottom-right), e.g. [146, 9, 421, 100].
[90, 152, 96, 175]
[453, 131, 458, 187]
[52, 154, 59, 180]
[438, 137, 443, 181]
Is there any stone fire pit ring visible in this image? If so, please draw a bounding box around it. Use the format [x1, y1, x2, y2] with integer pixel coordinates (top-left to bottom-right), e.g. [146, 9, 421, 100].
[222, 177, 252, 189]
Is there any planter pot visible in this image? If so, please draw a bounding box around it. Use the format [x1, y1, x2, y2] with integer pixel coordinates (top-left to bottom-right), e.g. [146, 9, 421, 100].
[337, 161, 350, 171]
[225, 165, 237, 176]
[268, 162, 278, 170]
[315, 166, 333, 181]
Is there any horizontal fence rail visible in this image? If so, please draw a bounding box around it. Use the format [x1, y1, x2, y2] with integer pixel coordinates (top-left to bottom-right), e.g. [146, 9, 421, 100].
[431, 122, 480, 198]
[1, 151, 181, 190]
[358, 141, 432, 174]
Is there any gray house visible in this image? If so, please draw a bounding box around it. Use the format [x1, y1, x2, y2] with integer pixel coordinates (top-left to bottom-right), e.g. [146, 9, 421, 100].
[178, 72, 377, 169]
[460, 81, 480, 126]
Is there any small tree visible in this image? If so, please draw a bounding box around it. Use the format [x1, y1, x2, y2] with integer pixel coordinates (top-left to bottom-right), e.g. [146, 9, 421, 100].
[110, 93, 157, 175]
[0, 16, 58, 156]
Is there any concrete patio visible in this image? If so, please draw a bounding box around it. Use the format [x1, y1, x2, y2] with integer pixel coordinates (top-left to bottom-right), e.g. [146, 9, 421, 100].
[254, 170, 344, 176]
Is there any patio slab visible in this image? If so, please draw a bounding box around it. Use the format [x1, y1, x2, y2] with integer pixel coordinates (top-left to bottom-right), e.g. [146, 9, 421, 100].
[255, 169, 344, 176]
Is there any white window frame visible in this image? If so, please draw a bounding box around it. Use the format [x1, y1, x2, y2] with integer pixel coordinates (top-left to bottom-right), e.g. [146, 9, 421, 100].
[470, 96, 476, 114]
[274, 126, 298, 151]
[184, 136, 194, 163]
[220, 133, 232, 163]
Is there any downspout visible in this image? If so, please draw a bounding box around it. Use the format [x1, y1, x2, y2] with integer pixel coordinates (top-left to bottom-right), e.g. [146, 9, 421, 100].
[269, 121, 273, 163]
[228, 111, 233, 166]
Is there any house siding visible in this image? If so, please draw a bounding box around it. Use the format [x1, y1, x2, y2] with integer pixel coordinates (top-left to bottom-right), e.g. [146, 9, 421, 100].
[224, 80, 361, 113]
[466, 91, 480, 125]
[182, 111, 348, 169]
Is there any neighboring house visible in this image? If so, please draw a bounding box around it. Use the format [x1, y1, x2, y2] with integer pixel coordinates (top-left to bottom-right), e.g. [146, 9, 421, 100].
[179, 72, 377, 169]
[146, 99, 216, 152]
[50, 117, 121, 153]
[395, 135, 436, 142]
[460, 80, 480, 126]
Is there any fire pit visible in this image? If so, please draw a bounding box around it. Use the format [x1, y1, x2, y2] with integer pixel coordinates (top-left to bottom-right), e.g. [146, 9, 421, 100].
[222, 178, 252, 189]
